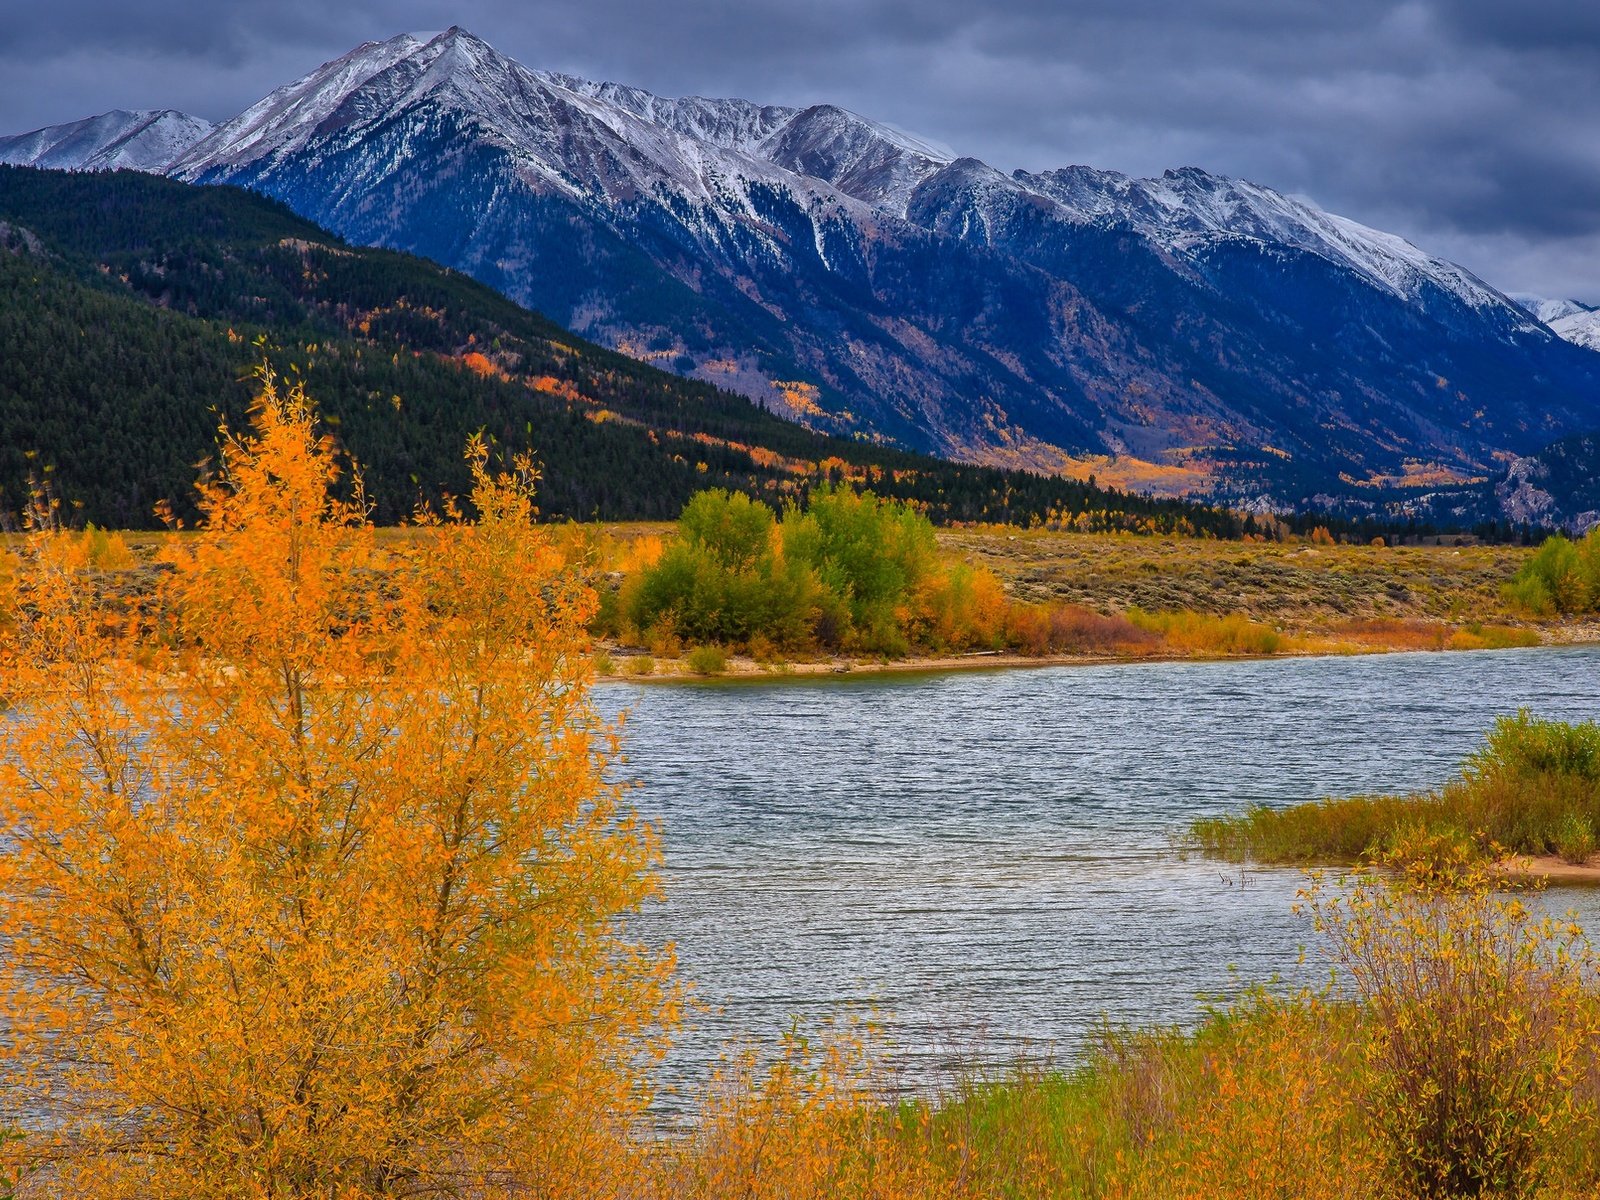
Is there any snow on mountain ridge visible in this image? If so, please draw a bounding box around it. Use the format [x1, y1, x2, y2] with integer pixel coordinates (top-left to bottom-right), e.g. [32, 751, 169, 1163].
[172, 28, 953, 219]
[175, 33, 436, 170]
[1510, 294, 1596, 324]
[171, 26, 879, 264]
[1550, 310, 1600, 353]
[8, 26, 1539, 331]
[0, 109, 213, 172]
[1016, 164, 1518, 317]
[545, 77, 799, 155]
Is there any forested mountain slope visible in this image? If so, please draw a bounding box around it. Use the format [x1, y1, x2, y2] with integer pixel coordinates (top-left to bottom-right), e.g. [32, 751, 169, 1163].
[0, 166, 1242, 533]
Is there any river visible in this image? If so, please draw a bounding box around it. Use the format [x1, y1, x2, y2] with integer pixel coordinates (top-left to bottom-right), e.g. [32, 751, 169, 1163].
[602, 645, 1600, 1085]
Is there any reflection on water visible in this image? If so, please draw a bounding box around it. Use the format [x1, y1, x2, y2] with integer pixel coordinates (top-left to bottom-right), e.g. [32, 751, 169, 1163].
[601, 646, 1600, 1083]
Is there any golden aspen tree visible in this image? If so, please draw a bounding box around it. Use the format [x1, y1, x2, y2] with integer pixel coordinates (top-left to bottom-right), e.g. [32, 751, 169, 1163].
[0, 372, 676, 1198]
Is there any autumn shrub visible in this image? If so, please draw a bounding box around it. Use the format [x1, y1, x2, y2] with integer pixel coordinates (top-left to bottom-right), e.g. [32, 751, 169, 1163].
[1307, 849, 1600, 1200]
[1505, 567, 1559, 616]
[645, 619, 684, 657]
[1447, 622, 1541, 651]
[780, 485, 940, 655]
[889, 995, 1371, 1200]
[623, 486, 1008, 658]
[1506, 530, 1600, 615]
[1004, 602, 1157, 656]
[1119, 993, 1373, 1200]
[1193, 792, 1417, 863]
[685, 644, 729, 675]
[0, 548, 16, 642]
[657, 1028, 954, 1200]
[1194, 711, 1600, 866]
[1326, 616, 1533, 652]
[671, 991, 1377, 1200]
[1554, 811, 1597, 865]
[999, 602, 1059, 656]
[905, 560, 1007, 652]
[1128, 608, 1285, 655]
[623, 489, 817, 651]
[0, 373, 677, 1198]
[79, 522, 133, 570]
[1471, 708, 1600, 782]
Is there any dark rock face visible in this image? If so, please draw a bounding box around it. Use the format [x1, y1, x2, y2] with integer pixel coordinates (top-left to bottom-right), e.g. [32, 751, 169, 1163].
[1495, 435, 1600, 534]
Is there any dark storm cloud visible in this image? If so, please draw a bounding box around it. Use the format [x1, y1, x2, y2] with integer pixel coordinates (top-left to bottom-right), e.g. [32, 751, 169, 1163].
[1, 0, 1595, 300]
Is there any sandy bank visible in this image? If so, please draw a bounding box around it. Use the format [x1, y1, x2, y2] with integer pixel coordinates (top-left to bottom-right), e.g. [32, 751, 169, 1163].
[1494, 855, 1600, 887]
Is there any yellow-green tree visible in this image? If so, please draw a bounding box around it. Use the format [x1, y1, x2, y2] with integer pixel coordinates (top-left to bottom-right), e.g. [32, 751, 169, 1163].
[0, 373, 676, 1198]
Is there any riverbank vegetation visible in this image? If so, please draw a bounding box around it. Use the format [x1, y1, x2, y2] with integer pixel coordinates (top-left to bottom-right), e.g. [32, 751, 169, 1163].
[651, 851, 1600, 1200]
[15, 492, 1574, 679]
[1193, 712, 1600, 867]
[602, 486, 1013, 658]
[583, 493, 1548, 674]
[602, 486, 1335, 664]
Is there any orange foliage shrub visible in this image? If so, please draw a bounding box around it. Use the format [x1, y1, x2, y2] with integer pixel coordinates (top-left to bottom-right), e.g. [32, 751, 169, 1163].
[0, 547, 20, 641]
[459, 349, 507, 379]
[1129, 609, 1286, 655]
[1334, 616, 1454, 650]
[1330, 617, 1537, 653]
[1004, 602, 1156, 656]
[656, 1031, 956, 1200]
[773, 379, 827, 418]
[533, 374, 586, 402]
[0, 372, 676, 1198]
[1121, 996, 1375, 1199]
[1306, 848, 1600, 1199]
[908, 562, 1008, 652]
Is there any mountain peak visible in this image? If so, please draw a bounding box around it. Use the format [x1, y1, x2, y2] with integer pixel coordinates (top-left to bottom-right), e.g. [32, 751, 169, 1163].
[6, 28, 1595, 507]
[0, 108, 213, 172]
[1511, 294, 1596, 325]
[1549, 309, 1600, 353]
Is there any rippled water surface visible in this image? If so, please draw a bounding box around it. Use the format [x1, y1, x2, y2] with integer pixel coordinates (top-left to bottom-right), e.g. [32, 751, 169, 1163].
[602, 646, 1600, 1080]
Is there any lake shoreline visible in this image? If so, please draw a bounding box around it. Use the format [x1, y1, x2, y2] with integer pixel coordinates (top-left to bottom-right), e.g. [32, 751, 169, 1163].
[595, 621, 1600, 684]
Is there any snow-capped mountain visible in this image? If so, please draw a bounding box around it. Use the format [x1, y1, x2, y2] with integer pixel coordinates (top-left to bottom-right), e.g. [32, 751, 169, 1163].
[1551, 309, 1600, 353]
[1511, 294, 1593, 324]
[7, 27, 1599, 502]
[0, 109, 213, 172]
[1509, 296, 1600, 353]
[1012, 166, 1524, 319]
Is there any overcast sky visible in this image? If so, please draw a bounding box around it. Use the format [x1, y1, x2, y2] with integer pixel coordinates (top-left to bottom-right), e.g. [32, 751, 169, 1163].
[2, 0, 1596, 301]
